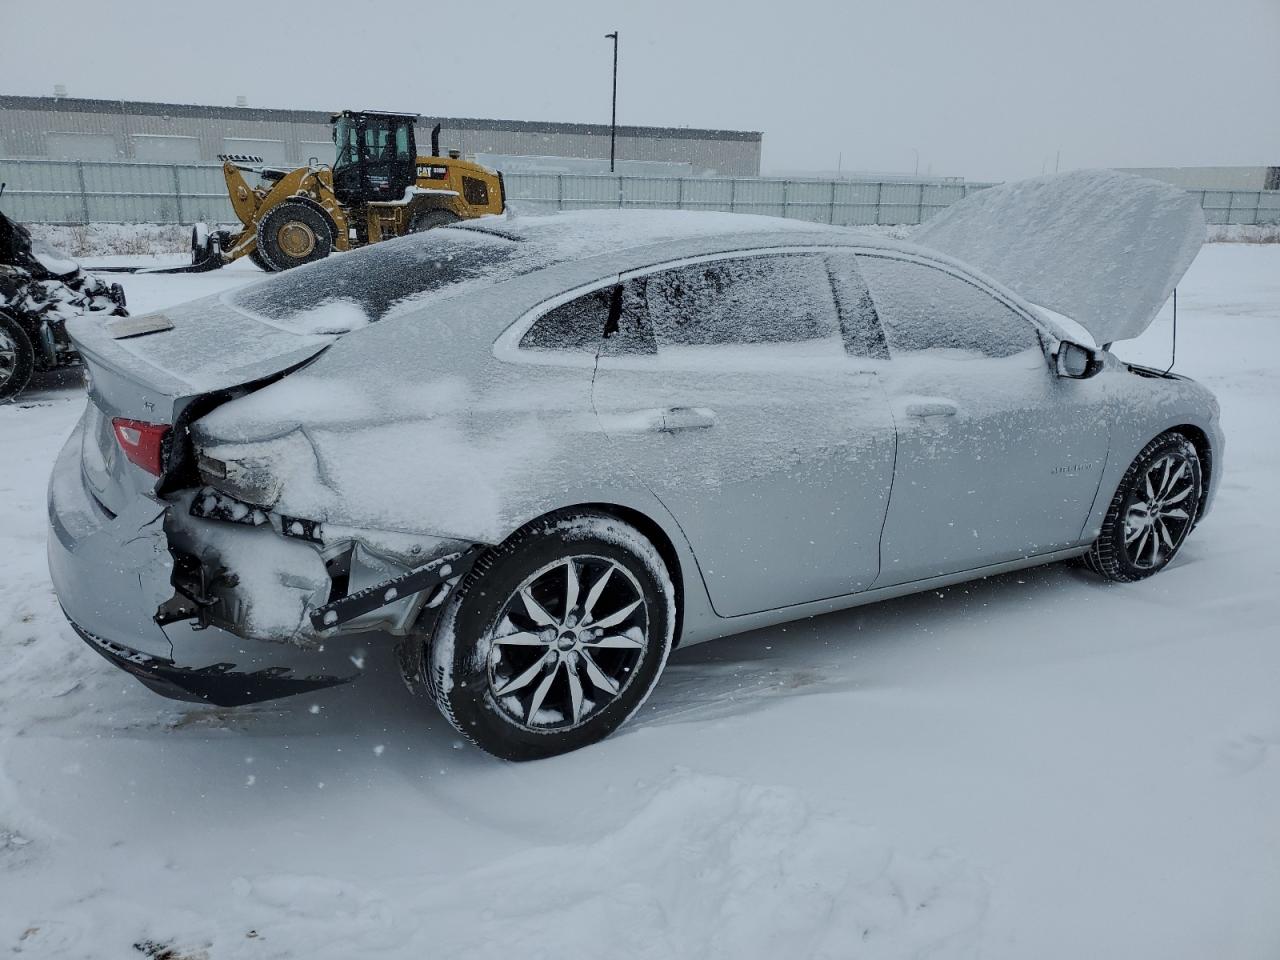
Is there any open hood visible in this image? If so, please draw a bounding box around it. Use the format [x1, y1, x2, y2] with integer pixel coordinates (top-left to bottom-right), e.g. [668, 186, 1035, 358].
[914, 170, 1205, 344]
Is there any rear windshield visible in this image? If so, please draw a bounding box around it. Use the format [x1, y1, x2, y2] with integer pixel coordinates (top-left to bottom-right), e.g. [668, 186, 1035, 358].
[227, 228, 530, 334]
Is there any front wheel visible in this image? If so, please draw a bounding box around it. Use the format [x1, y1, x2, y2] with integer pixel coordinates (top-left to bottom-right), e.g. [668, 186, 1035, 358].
[1084, 432, 1203, 582]
[0, 311, 36, 403]
[247, 247, 272, 272]
[420, 511, 676, 760]
[255, 201, 335, 272]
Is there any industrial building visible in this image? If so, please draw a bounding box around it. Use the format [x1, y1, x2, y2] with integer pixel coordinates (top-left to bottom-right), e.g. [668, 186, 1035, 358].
[0, 95, 762, 176]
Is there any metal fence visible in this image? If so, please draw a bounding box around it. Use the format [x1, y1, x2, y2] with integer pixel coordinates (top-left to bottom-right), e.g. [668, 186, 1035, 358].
[2, 157, 1279, 227]
[1194, 189, 1280, 225]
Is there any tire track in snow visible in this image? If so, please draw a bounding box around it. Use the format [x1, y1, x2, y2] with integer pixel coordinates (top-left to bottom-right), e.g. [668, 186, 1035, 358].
[215, 771, 988, 960]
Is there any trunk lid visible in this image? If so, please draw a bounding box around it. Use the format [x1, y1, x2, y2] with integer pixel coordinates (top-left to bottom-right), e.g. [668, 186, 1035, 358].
[913, 169, 1205, 344]
[67, 294, 332, 515]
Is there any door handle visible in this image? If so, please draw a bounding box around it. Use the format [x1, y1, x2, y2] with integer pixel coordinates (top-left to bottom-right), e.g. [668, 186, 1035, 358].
[904, 400, 958, 418]
[602, 407, 717, 433]
[659, 407, 717, 432]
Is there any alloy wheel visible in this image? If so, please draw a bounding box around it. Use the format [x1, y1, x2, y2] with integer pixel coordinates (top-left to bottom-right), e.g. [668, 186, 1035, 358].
[1124, 452, 1197, 569]
[486, 556, 648, 731]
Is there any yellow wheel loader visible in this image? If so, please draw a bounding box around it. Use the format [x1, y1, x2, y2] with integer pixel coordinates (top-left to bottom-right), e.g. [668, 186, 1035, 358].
[190, 110, 506, 272]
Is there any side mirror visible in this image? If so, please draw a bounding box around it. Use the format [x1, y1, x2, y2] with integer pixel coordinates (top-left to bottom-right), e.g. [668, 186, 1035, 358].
[1055, 341, 1101, 379]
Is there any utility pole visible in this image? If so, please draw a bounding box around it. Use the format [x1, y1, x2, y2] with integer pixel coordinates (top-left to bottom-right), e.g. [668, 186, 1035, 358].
[605, 31, 619, 172]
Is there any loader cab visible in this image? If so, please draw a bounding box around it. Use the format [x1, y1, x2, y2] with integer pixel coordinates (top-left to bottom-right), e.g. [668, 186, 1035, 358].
[331, 110, 418, 207]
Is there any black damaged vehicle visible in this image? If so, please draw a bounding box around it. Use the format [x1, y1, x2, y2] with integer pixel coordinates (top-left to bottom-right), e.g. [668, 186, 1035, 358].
[0, 195, 127, 401]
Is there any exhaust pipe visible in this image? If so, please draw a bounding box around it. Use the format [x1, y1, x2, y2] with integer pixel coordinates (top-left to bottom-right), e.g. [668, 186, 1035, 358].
[431, 123, 441, 157]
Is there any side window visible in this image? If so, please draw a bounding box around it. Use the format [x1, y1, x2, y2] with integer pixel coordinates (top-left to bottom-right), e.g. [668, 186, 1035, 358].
[519, 288, 612, 353]
[855, 255, 1040, 358]
[462, 176, 489, 206]
[826, 256, 890, 360]
[641, 254, 840, 347]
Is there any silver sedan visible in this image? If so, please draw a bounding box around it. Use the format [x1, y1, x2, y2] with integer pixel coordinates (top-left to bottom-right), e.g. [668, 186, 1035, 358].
[48, 171, 1222, 758]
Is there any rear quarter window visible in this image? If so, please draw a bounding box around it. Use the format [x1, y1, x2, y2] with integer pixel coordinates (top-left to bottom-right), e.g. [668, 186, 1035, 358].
[519, 288, 612, 352]
[518, 284, 657, 356]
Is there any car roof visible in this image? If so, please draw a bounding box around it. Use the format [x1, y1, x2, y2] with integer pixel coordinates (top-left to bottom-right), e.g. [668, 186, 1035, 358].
[451, 209, 1011, 289]
[457, 209, 880, 258]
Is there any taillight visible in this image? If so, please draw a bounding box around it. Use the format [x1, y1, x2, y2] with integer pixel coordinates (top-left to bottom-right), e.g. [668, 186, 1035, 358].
[112, 418, 170, 476]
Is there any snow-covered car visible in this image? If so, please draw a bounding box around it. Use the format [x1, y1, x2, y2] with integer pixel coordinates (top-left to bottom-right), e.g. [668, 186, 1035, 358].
[48, 171, 1222, 759]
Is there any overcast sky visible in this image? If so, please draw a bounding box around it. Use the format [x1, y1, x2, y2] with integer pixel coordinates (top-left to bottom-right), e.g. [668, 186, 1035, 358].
[5, 0, 1278, 181]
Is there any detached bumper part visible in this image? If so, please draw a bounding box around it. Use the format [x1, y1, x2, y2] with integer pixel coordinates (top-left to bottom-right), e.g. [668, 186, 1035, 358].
[310, 546, 480, 632]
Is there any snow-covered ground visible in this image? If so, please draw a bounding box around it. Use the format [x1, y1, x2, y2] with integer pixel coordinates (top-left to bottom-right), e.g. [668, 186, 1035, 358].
[1, 245, 1278, 959]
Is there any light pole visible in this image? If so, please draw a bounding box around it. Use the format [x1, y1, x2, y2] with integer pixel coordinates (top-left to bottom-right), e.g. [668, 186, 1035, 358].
[605, 31, 619, 172]
[911, 147, 919, 177]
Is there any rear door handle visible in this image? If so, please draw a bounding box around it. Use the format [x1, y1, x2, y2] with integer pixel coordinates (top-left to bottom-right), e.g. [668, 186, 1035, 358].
[904, 400, 958, 418]
[659, 407, 717, 432]
[601, 407, 718, 433]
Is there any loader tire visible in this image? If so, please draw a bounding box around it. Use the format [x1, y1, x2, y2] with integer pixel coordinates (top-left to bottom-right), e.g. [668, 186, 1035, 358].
[256, 200, 334, 272]
[0, 310, 36, 403]
[247, 248, 273, 272]
[408, 208, 460, 233]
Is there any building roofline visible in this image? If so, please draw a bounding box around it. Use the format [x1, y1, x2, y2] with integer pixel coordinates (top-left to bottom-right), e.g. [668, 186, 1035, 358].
[0, 95, 763, 143]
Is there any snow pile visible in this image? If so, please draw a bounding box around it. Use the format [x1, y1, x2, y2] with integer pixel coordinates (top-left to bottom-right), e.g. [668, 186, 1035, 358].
[282, 298, 371, 335]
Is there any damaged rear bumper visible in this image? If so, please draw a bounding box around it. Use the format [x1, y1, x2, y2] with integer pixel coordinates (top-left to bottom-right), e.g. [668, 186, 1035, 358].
[47, 422, 479, 706]
[69, 618, 351, 706]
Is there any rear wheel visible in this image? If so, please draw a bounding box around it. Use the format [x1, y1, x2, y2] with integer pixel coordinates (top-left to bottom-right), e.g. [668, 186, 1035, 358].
[255, 201, 334, 272]
[408, 208, 460, 233]
[0, 311, 35, 403]
[1084, 432, 1203, 582]
[419, 511, 675, 760]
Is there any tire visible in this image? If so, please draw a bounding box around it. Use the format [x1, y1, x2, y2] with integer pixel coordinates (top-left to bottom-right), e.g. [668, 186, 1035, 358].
[408, 208, 460, 233]
[247, 248, 273, 272]
[1084, 432, 1203, 582]
[255, 200, 334, 272]
[190, 222, 210, 251]
[0, 311, 36, 403]
[420, 510, 676, 760]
